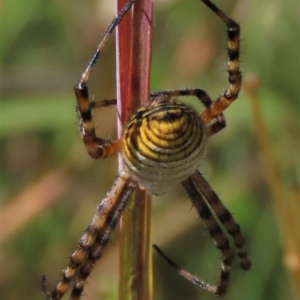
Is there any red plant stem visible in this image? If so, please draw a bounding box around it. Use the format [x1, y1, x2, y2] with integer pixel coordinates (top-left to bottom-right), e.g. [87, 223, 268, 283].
[116, 0, 133, 170]
[131, 0, 153, 109]
[116, 0, 153, 299]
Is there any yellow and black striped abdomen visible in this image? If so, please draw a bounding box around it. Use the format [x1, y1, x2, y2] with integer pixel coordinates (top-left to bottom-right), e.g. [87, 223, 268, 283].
[122, 96, 207, 195]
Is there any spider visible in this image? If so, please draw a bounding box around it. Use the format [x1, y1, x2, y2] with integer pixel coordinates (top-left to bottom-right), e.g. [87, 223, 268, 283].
[42, 0, 251, 299]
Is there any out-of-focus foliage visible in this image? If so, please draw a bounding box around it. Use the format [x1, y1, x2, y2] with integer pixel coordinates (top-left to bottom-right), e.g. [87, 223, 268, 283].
[0, 0, 299, 300]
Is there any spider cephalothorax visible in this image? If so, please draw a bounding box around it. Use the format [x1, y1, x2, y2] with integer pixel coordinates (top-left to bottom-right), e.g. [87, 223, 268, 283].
[43, 1, 251, 299]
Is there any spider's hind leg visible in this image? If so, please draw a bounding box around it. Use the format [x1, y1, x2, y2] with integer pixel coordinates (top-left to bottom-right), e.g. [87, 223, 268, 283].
[182, 175, 235, 296]
[69, 174, 137, 300]
[153, 175, 235, 296]
[191, 170, 251, 271]
[44, 172, 136, 300]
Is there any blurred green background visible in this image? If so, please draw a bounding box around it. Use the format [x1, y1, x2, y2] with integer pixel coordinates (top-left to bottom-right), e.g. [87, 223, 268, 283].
[1, 0, 299, 299]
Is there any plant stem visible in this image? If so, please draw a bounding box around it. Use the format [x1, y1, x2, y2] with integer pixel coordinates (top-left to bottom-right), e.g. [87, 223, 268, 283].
[116, 0, 153, 299]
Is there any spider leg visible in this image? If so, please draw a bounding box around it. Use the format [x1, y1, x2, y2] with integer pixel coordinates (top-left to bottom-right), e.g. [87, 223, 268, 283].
[191, 170, 251, 271]
[90, 98, 117, 109]
[150, 89, 226, 136]
[42, 171, 136, 300]
[154, 176, 235, 296]
[69, 175, 137, 300]
[74, 0, 134, 159]
[153, 244, 215, 292]
[199, 0, 241, 124]
[184, 175, 235, 296]
[90, 87, 227, 137]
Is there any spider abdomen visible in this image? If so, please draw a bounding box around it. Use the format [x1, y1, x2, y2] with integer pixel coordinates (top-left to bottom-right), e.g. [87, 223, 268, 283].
[122, 96, 207, 195]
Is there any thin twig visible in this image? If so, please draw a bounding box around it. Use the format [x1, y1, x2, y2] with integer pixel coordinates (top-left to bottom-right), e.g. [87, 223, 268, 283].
[244, 76, 300, 299]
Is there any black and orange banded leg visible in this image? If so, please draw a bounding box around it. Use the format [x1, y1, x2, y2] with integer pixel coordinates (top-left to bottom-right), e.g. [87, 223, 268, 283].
[42, 173, 136, 300]
[154, 176, 235, 296]
[69, 178, 137, 300]
[150, 89, 227, 136]
[154, 170, 251, 296]
[75, 0, 134, 159]
[200, 0, 241, 124]
[91, 88, 226, 137]
[191, 170, 251, 271]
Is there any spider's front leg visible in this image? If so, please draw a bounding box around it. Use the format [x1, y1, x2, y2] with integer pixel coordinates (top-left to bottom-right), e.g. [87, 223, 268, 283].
[200, 0, 241, 124]
[74, 0, 134, 159]
[75, 87, 122, 159]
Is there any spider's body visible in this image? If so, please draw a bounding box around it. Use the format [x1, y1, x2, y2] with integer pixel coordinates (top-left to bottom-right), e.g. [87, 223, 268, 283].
[122, 95, 207, 195]
[43, 1, 251, 299]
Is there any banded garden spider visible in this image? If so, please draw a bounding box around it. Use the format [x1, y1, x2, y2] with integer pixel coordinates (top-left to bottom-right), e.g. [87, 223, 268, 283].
[43, 0, 251, 299]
